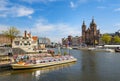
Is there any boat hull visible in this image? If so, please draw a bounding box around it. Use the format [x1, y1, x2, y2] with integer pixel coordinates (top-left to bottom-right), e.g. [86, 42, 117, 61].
[115, 47, 120, 52]
[11, 59, 77, 70]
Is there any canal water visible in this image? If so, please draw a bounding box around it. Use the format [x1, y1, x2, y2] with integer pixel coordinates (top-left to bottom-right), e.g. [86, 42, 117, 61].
[0, 49, 120, 81]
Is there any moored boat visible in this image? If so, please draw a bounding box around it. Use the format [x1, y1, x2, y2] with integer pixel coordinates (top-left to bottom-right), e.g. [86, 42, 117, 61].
[115, 47, 120, 52]
[11, 54, 77, 70]
[88, 47, 114, 52]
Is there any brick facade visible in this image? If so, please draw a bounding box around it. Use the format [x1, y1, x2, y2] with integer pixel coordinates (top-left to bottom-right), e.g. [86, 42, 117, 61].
[0, 34, 11, 45]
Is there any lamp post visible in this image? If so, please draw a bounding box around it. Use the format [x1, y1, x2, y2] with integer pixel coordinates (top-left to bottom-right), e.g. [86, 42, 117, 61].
[93, 29, 95, 47]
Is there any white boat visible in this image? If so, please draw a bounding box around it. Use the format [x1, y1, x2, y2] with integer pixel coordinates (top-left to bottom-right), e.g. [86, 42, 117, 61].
[11, 55, 77, 70]
[88, 47, 114, 52]
[88, 47, 96, 51]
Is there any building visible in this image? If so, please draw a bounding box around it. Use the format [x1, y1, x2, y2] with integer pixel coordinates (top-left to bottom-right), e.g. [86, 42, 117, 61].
[0, 34, 11, 46]
[62, 37, 68, 47]
[62, 36, 82, 46]
[12, 31, 39, 52]
[62, 35, 72, 47]
[115, 29, 120, 37]
[39, 37, 51, 46]
[72, 36, 81, 46]
[82, 18, 100, 46]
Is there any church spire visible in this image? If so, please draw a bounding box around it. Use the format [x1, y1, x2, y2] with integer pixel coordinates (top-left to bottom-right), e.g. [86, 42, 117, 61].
[92, 16, 95, 23]
[82, 20, 86, 27]
[90, 16, 96, 26]
[83, 20, 85, 25]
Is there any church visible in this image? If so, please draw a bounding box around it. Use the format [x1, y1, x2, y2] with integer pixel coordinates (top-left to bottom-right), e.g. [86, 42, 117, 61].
[82, 18, 100, 46]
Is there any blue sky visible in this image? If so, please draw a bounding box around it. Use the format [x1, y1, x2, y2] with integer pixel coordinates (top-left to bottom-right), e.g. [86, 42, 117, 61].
[0, 0, 120, 42]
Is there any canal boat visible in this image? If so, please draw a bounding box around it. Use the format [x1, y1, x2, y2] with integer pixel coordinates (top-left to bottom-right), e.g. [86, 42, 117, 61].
[115, 47, 120, 52]
[11, 54, 77, 70]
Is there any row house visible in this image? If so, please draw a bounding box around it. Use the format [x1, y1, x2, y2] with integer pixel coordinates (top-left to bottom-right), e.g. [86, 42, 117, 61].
[62, 36, 82, 46]
[12, 31, 39, 52]
[0, 34, 11, 46]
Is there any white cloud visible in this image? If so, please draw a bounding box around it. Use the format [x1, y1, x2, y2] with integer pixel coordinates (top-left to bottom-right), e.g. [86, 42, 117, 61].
[0, 0, 34, 18]
[69, 0, 88, 9]
[29, 19, 54, 33]
[0, 14, 7, 17]
[16, 6, 34, 17]
[70, 1, 76, 8]
[0, 25, 9, 33]
[114, 8, 120, 12]
[114, 23, 120, 28]
[20, 18, 80, 42]
[69, 0, 107, 9]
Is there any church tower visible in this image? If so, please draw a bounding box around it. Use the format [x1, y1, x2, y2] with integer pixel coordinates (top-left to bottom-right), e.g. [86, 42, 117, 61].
[90, 17, 97, 36]
[81, 17, 100, 46]
[89, 17, 98, 45]
[82, 21, 86, 43]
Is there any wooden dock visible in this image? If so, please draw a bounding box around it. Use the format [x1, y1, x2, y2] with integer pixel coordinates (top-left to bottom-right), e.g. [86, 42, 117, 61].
[0, 64, 12, 71]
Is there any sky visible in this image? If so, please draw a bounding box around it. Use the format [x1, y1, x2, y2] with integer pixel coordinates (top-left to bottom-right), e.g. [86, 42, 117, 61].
[0, 0, 120, 42]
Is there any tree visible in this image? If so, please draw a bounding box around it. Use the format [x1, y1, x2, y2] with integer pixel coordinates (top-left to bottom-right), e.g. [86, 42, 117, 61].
[113, 36, 120, 44]
[101, 34, 112, 44]
[2, 27, 20, 45]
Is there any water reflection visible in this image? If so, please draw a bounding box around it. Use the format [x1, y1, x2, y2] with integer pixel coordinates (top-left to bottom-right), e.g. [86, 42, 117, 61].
[0, 62, 76, 81]
[79, 51, 98, 80]
[0, 62, 76, 75]
[1, 49, 120, 81]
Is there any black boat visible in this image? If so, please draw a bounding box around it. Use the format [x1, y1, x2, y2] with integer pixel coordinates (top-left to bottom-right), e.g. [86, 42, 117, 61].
[115, 47, 120, 52]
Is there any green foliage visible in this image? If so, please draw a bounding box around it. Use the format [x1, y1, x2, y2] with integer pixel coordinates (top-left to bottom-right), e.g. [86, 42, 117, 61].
[2, 26, 20, 44]
[113, 36, 120, 44]
[64, 51, 67, 55]
[101, 34, 112, 44]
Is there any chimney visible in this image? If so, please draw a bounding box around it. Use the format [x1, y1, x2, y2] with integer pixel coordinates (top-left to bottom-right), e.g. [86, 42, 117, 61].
[24, 30, 27, 38]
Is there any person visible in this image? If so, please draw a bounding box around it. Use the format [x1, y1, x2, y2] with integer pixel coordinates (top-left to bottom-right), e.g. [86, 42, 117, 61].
[8, 48, 13, 56]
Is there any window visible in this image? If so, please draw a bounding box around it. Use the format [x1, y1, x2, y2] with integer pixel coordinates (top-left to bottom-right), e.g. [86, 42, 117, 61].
[24, 43, 27, 46]
[27, 41, 29, 43]
[14, 41, 20, 45]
